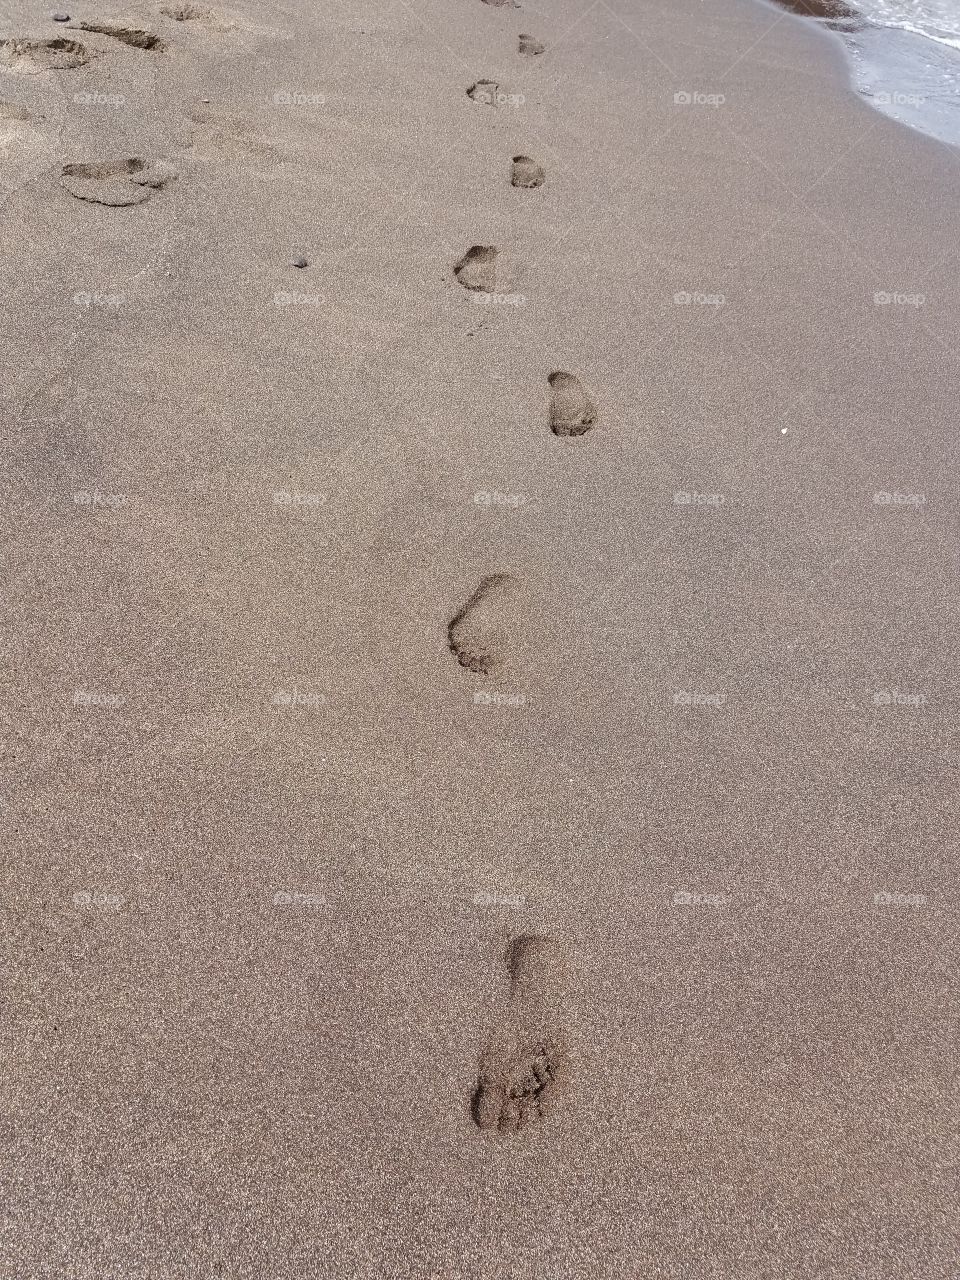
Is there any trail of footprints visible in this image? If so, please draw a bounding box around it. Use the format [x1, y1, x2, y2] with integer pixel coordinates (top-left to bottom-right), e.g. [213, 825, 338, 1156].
[456, 5, 587, 1138]
[2, 11, 186, 198]
[6, 1, 579, 1141]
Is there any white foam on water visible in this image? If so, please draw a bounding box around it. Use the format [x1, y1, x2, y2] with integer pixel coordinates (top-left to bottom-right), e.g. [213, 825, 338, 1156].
[854, 0, 960, 49]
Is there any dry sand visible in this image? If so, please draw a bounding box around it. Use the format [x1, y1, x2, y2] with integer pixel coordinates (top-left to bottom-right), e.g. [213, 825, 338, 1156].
[1, 0, 958, 1274]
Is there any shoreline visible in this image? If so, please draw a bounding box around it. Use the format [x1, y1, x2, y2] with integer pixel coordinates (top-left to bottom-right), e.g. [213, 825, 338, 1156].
[3, 0, 958, 1274]
[763, 0, 960, 146]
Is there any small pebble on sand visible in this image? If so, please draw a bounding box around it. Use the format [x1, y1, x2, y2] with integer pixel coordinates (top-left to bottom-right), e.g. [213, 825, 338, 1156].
[292, 256, 309, 269]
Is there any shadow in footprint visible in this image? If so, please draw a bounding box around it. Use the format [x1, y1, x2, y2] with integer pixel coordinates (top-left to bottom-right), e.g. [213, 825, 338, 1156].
[454, 245, 497, 293]
[0, 37, 91, 71]
[78, 20, 166, 50]
[61, 157, 176, 206]
[472, 936, 569, 1136]
[448, 573, 518, 675]
[511, 155, 544, 188]
[549, 370, 596, 437]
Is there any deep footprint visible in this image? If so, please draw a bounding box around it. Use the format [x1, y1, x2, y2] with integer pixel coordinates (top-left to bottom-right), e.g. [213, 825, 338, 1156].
[0, 37, 91, 71]
[61, 157, 176, 206]
[511, 155, 544, 188]
[448, 573, 518, 675]
[467, 80, 499, 106]
[78, 21, 166, 49]
[518, 33, 544, 55]
[472, 936, 569, 1135]
[454, 245, 497, 293]
[549, 370, 597, 437]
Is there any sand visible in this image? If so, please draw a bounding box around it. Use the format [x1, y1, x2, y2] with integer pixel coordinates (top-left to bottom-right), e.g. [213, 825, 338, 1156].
[1, 0, 958, 1274]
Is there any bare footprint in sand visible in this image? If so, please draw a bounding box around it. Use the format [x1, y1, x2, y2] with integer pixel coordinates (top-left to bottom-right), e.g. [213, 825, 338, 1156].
[549, 371, 596, 437]
[448, 573, 518, 675]
[78, 20, 166, 50]
[60, 157, 176, 206]
[0, 37, 91, 71]
[454, 245, 497, 293]
[511, 155, 544, 188]
[467, 80, 500, 106]
[160, 2, 212, 16]
[472, 936, 569, 1135]
[518, 33, 544, 55]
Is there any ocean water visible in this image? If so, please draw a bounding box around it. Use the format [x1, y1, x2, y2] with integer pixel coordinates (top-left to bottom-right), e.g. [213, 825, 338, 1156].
[854, 0, 960, 51]
[769, 0, 960, 146]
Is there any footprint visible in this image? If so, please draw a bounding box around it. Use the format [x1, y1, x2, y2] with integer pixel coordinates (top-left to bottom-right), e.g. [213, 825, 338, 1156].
[78, 21, 166, 50]
[511, 155, 544, 189]
[472, 936, 569, 1135]
[0, 37, 91, 72]
[160, 2, 211, 16]
[481, 0, 520, 6]
[467, 80, 499, 106]
[548, 371, 596, 437]
[518, 33, 544, 55]
[0, 100, 33, 120]
[448, 573, 518, 675]
[60, 157, 176, 206]
[454, 245, 497, 293]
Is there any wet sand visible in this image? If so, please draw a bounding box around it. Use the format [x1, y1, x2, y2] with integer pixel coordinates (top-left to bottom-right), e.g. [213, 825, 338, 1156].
[1, 0, 958, 1275]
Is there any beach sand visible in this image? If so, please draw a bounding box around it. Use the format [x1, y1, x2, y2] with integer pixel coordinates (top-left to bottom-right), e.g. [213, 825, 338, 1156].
[1, 0, 958, 1274]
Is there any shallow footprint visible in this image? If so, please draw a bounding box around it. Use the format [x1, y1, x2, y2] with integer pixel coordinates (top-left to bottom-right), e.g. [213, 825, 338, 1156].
[549, 370, 596, 437]
[448, 573, 518, 675]
[78, 20, 166, 50]
[61, 157, 176, 206]
[160, 2, 212, 16]
[467, 80, 499, 106]
[472, 936, 569, 1135]
[518, 33, 544, 55]
[454, 245, 497, 293]
[0, 37, 91, 71]
[511, 155, 544, 188]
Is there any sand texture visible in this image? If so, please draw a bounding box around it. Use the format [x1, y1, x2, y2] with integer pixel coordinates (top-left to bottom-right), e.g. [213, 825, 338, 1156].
[1, 0, 958, 1274]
